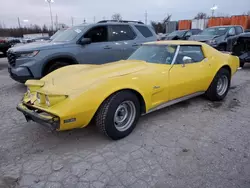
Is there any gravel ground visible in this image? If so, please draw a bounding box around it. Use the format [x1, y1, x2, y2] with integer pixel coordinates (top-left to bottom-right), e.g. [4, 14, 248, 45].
[0, 57, 250, 188]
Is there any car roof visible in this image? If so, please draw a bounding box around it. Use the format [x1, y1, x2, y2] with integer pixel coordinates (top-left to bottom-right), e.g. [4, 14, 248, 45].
[145, 40, 204, 46]
[209, 25, 242, 28]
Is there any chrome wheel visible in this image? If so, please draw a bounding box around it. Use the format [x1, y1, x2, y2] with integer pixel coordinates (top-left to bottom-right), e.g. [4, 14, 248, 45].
[217, 75, 228, 96]
[114, 101, 136, 132]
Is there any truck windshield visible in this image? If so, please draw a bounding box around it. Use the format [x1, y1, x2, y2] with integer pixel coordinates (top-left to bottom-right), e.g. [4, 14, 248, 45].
[200, 27, 230, 36]
[128, 45, 177, 64]
[168, 30, 187, 37]
[52, 26, 85, 42]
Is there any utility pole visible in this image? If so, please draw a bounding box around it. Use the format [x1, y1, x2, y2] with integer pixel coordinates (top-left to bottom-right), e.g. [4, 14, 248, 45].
[93, 16, 96, 23]
[17, 17, 21, 28]
[83, 18, 86, 24]
[145, 11, 148, 24]
[55, 14, 58, 30]
[71, 17, 74, 26]
[45, 0, 54, 32]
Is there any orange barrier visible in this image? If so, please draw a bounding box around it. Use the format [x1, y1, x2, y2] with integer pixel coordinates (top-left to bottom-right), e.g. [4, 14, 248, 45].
[178, 20, 192, 30]
[231, 15, 250, 29]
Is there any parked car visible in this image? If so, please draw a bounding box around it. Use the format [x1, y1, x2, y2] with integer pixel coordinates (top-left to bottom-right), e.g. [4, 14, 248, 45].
[189, 25, 244, 51]
[0, 38, 21, 56]
[227, 32, 250, 67]
[165, 29, 202, 40]
[17, 41, 239, 140]
[7, 20, 157, 83]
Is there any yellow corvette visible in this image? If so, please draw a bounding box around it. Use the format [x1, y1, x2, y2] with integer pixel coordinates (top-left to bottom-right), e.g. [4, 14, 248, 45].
[17, 41, 239, 140]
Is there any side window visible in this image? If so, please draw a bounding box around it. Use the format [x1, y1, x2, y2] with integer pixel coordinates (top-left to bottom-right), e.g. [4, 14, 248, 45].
[228, 27, 236, 36]
[235, 27, 243, 34]
[185, 31, 192, 37]
[175, 46, 205, 64]
[83, 26, 108, 43]
[135, 25, 153, 38]
[109, 25, 136, 41]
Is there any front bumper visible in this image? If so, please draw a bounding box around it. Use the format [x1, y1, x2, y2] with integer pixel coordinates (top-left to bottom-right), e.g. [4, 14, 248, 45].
[8, 66, 34, 83]
[17, 103, 60, 131]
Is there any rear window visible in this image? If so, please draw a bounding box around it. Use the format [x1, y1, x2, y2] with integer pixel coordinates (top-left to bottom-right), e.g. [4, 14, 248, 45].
[135, 25, 153, 38]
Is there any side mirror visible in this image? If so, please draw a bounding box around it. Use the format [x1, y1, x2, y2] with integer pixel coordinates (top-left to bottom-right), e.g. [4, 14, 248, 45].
[228, 30, 236, 36]
[79, 38, 91, 45]
[183, 56, 192, 64]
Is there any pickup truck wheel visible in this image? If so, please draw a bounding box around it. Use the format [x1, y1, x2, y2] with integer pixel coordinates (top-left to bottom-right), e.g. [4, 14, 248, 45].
[95, 91, 140, 140]
[205, 68, 230, 101]
[46, 61, 70, 75]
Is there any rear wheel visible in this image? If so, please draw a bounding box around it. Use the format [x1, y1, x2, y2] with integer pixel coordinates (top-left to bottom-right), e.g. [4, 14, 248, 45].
[95, 91, 140, 140]
[46, 61, 70, 75]
[205, 68, 230, 101]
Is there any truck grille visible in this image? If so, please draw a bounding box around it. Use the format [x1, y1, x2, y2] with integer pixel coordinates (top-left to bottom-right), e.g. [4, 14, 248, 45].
[7, 51, 16, 67]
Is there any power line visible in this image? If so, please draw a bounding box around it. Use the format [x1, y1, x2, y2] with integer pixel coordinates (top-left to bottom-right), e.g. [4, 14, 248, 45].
[71, 17, 74, 26]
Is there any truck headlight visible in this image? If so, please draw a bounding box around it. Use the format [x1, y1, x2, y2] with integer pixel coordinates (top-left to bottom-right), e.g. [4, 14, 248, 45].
[45, 95, 50, 106]
[209, 40, 217, 45]
[19, 50, 39, 58]
[36, 93, 41, 103]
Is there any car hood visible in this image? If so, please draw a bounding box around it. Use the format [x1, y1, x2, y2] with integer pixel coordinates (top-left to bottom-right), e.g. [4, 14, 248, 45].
[35, 60, 148, 96]
[10, 41, 65, 52]
[189, 35, 217, 41]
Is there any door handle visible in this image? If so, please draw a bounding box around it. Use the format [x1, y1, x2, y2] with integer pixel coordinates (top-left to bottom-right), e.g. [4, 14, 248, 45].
[104, 46, 111, 49]
[132, 43, 139, 47]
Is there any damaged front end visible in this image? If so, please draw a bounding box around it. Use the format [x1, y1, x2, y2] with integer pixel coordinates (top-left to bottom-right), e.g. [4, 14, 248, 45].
[227, 33, 250, 66]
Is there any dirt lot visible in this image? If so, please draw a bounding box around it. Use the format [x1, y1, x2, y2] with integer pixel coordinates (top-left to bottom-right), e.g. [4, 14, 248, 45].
[0, 57, 250, 188]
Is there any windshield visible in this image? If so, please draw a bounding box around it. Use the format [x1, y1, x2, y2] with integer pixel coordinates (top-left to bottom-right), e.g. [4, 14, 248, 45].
[50, 30, 65, 40]
[128, 45, 177, 64]
[168, 30, 187, 37]
[52, 27, 85, 42]
[200, 27, 230, 36]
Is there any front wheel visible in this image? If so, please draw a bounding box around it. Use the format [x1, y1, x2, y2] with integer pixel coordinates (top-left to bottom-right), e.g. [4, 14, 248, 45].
[95, 91, 140, 140]
[205, 68, 230, 101]
[46, 61, 70, 75]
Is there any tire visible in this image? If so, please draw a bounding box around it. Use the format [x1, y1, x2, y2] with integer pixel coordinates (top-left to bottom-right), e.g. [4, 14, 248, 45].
[95, 91, 141, 140]
[46, 61, 70, 75]
[205, 68, 231, 101]
[240, 62, 245, 68]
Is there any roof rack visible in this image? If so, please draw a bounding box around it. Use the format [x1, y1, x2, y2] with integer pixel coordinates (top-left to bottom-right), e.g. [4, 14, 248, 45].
[98, 20, 144, 24]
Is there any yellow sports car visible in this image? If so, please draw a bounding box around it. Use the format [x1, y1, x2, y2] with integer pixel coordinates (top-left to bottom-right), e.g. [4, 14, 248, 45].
[17, 41, 239, 140]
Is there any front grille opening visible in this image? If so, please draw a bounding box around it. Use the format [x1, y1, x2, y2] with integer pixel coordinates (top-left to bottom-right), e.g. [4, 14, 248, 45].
[7, 52, 17, 67]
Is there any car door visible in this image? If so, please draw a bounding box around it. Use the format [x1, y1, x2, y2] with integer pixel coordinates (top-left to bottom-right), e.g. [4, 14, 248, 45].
[108, 25, 138, 60]
[168, 45, 211, 101]
[77, 25, 115, 64]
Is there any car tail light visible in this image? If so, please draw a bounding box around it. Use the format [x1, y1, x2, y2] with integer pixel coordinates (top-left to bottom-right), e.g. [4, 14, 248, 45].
[0, 39, 6, 43]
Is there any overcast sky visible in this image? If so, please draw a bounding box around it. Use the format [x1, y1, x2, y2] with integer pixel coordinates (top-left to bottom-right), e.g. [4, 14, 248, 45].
[0, 0, 249, 28]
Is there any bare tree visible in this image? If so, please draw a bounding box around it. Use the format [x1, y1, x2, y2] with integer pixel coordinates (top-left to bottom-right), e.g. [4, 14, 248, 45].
[194, 12, 208, 19]
[151, 14, 172, 34]
[111, 13, 122, 21]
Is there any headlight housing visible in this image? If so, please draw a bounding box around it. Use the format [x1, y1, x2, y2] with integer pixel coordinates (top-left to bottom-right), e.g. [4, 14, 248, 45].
[19, 50, 39, 58]
[208, 39, 217, 45]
